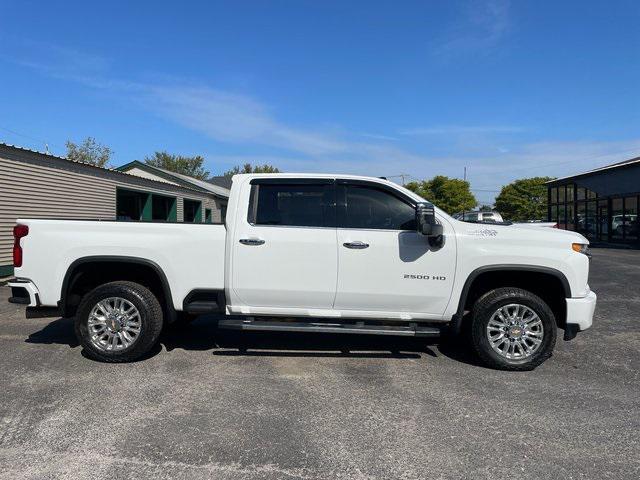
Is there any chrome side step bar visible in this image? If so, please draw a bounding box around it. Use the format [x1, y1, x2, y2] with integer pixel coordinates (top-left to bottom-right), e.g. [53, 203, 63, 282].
[217, 319, 442, 337]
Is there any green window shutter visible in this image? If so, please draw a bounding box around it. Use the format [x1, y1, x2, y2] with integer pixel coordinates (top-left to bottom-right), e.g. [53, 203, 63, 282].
[141, 193, 152, 221]
[168, 197, 177, 222]
[195, 201, 202, 223]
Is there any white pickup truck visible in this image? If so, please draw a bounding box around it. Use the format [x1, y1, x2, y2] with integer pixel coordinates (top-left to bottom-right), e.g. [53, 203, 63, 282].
[8, 174, 596, 370]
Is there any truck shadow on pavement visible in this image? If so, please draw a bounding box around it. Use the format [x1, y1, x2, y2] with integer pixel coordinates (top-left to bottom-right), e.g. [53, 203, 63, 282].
[25, 317, 79, 347]
[162, 316, 482, 365]
[24, 315, 483, 366]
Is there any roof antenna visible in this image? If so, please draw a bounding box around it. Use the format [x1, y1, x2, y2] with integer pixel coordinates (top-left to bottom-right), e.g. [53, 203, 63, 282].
[45, 143, 50, 154]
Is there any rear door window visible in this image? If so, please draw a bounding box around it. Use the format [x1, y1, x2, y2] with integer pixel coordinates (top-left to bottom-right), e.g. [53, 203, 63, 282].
[248, 183, 335, 227]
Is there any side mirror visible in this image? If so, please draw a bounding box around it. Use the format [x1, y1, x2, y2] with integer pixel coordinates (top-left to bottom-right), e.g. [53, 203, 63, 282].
[416, 202, 442, 237]
[416, 202, 445, 248]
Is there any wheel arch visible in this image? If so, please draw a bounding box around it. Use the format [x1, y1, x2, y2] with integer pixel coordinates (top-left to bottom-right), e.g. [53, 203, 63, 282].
[451, 265, 571, 334]
[60, 256, 175, 321]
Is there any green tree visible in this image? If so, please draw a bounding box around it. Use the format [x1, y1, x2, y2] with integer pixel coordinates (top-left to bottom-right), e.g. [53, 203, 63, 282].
[223, 163, 281, 177]
[65, 137, 112, 167]
[406, 175, 477, 215]
[479, 204, 493, 211]
[494, 177, 555, 221]
[144, 151, 210, 180]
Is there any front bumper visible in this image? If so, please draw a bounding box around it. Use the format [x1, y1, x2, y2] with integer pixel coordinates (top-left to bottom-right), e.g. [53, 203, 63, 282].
[8, 279, 40, 307]
[565, 290, 597, 331]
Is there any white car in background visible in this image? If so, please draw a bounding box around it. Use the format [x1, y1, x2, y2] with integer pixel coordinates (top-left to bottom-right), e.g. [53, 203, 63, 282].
[515, 220, 559, 228]
[454, 211, 505, 223]
[612, 214, 637, 234]
[454, 211, 558, 228]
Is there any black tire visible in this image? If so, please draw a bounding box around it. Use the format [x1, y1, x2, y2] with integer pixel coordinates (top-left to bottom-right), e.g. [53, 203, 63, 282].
[471, 287, 557, 371]
[75, 281, 163, 363]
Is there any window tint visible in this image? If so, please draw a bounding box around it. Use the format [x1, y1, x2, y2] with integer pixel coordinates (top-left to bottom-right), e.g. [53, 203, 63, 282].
[342, 185, 416, 230]
[463, 212, 478, 221]
[250, 183, 334, 227]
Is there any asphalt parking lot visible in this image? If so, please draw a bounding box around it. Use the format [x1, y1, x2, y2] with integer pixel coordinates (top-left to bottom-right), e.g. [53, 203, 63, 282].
[0, 248, 638, 480]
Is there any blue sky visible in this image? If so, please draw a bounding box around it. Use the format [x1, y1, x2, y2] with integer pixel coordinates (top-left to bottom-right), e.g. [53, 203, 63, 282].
[1, 0, 639, 204]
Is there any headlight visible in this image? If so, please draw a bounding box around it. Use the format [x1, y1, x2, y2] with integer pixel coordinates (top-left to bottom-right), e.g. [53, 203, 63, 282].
[572, 243, 590, 257]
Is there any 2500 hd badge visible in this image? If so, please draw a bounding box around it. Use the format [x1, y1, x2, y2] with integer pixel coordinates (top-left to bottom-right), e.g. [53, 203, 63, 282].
[404, 274, 447, 280]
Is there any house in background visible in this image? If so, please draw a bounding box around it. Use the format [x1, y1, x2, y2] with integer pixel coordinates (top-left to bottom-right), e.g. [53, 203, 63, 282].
[116, 161, 230, 222]
[0, 143, 229, 277]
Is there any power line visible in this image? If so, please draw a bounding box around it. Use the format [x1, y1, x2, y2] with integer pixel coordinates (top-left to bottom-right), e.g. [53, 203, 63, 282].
[0, 125, 62, 154]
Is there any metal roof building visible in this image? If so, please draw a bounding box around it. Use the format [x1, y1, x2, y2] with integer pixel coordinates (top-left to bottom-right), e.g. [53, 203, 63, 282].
[547, 156, 640, 246]
[0, 143, 228, 277]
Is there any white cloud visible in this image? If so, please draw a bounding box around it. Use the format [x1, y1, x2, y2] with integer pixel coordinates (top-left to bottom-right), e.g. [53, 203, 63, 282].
[359, 133, 399, 141]
[401, 125, 524, 136]
[430, 0, 512, 58]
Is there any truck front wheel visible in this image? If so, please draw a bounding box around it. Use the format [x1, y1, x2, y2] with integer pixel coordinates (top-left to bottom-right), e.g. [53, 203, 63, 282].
[471, 287, 557, 371]
[74, 281, 164, 363]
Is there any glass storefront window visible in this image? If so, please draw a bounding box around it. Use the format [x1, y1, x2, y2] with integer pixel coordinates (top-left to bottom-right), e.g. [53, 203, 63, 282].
[549, 205, 558, 223]
[558, 203, 566, 229]
[577, 202, 586, 235]
[611, 198, 624, 240]
[577, 187, 586, 201]
[566, 184, 574, 203]
[587, 188, 597, 199]
[597, 200, 608, 241]
[586, 201, 596, 239]
[567, 202, 575, 231]
[550, 187, 558, 205]
[558, 186, 566, 204]
[624, 196, 638, 241]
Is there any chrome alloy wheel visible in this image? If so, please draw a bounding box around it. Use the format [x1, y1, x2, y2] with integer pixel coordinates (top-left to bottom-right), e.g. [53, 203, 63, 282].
[87, 297, 142, 352]
[486, 304, 544, 360]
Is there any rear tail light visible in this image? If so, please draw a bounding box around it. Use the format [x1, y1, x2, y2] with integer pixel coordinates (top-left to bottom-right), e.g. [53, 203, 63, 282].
[13, 224, 29, 267]
[552, 223, 558, 228]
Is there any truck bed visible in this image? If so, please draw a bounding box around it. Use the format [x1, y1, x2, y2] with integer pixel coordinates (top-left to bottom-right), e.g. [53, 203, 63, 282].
[13, 219, 227, 310]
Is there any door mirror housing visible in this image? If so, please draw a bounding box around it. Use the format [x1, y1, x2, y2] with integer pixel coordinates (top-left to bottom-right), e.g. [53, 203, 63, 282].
[416, 202, 444, 237]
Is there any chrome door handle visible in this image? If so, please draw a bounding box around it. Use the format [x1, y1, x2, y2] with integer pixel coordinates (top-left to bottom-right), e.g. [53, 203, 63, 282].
[343, 241, 369, 249]
[239, 238, 265, 246]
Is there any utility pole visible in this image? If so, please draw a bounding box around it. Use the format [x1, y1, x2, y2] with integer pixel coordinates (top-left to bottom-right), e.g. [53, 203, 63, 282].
[462, 166, 468, 217]
[385, 174, 411, 185]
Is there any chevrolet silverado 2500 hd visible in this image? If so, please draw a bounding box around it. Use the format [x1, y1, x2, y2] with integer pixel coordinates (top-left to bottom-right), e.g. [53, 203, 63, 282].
[8, 174, 596, 370]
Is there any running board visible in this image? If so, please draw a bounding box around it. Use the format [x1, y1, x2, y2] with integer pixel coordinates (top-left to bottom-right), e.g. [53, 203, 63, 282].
[217, 319, 441, 337]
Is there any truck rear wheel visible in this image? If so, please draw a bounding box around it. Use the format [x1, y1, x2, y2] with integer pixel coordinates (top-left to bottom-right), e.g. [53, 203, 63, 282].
[74, 281, 163, 363]
[471, 287, 557, 371]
